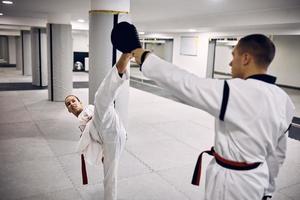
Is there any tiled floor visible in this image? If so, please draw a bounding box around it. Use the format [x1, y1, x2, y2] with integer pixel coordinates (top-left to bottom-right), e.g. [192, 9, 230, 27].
[0, 67, 299, 200]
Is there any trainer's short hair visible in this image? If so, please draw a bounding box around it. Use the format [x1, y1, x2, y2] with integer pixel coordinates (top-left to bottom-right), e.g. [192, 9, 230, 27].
[64, 95, 81, 106]
[237, 34, 275, 67]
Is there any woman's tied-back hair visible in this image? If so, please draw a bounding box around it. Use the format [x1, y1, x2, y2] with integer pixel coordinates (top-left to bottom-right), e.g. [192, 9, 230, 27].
[237, 34, 276, 67]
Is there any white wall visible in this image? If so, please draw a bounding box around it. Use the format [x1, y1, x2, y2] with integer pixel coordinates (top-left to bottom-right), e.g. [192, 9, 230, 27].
[142, 32, 210, 78]
[172, 33, 210, 77]
[72, 30, 88, 52]
[8, 36, 16, 64]
[269, 35, 300, 87]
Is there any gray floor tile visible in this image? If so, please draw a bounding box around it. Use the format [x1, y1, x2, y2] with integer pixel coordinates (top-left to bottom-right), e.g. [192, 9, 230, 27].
[157, 164, 207, 200]
[36, 119, 80, 141]
[77, 183, 105, 200]
[29, 108, 69, 121]
[0, 137, 55, 163]
[0, 108, 32, 124]
[275, 161, 300, 190]
[20, 188, 83, 200]
[47, 139, 79, 156]
[126, 121, 172, 146]
[272, 192, 294, 200]
[0, 95, 25, 112]
[278, 183, 300, 200]
[285, 138, 300, 165]
[0, 157, 73, 200]
[0, 121, 41, 140]
[117, 173, 189, 200]
[126, 138, 199, 171]
[151, 120, 214, 151]
[23, 97, 65, 111]
[118, 150, 153, 179]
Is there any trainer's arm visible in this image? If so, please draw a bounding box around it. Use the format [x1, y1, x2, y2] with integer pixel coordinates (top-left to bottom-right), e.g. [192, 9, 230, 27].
[132, 49, 224, 117]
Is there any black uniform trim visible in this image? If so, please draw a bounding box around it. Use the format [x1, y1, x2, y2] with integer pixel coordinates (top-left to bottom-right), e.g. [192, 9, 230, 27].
[219, 81, 229, 121]
[21, 31, 24, 75]
[262, 195, 272, 200]
[38, 29, 42, 86]
[112, 14, 118, 108]
[49, 24, 54, 101]
[140, 51, 151, 71]
[112, 14, 118, 67]
[246, 74, 276, 84]
[284, 124, 292, 134]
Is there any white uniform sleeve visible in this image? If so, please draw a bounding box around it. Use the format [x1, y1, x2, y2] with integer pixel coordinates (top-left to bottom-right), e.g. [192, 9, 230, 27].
[93, 66, 129, 123]
[142, 54, 224, 117]
[264, 133, 287, 196]
[264, 96, 295, 196]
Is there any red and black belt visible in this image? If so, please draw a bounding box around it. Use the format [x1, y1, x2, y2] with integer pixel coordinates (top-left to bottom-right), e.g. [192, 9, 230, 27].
[191, 147, 261, 186]
[81, 154, 104, 185]
[81, 154, 88, 185]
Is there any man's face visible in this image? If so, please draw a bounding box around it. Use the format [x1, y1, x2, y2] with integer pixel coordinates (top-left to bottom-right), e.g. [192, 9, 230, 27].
[229, 46, 244, 78]
[65, 95, 83, 117]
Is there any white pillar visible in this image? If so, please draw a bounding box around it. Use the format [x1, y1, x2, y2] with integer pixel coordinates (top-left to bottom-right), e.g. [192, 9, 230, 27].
[47, 14, 73, 101]
[89, 0, 130, 128]
[31, 27, 48, 86]
[8, 36, 16, 65]
[21, 30, 32, 76]
[16, 36, 22, 70]
[0, 36, 8, 63]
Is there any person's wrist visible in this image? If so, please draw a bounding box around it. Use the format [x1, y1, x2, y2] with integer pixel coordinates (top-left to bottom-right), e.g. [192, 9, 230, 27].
[116, 53, 131, 74]
[132, 48, 144, 65]
[116, 64, 125, 74]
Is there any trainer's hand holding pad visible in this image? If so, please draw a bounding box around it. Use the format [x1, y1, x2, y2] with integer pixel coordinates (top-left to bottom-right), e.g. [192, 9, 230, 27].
[111, 22, 142, 53]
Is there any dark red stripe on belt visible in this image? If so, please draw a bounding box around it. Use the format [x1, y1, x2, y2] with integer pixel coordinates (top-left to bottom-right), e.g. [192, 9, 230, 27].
[191, 147, 261, 186]
[81, 154, 88, 185]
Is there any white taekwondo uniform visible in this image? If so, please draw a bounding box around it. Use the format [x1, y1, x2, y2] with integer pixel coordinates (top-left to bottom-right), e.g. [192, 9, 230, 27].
[141, 54, 295, 200]
[77, 66, 128, 200]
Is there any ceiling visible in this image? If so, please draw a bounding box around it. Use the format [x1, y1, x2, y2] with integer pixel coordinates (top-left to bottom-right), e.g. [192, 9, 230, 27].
[0, 0, 300, 34]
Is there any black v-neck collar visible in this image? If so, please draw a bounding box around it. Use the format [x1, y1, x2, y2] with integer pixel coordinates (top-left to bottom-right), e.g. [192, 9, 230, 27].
[246, 74, 277, 84]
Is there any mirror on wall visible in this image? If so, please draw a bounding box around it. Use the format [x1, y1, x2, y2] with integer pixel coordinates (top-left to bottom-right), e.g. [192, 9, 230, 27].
[206, 37, 238, 79]
[130, 38, 174, 79]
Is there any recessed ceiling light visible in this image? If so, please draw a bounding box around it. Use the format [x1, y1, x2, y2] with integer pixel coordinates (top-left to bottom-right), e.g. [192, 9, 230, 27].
[188, 29, 196, 32]
[138, 31, 145, 35]
[0, 13, 3, 16]
[77, 19, 85, 23]
[2, 1, 13, 4]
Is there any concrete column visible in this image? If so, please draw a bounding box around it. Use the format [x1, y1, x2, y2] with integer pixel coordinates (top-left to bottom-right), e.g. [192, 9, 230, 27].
[31, 27, 48, 86]
[8, 36, 16, 65]
[16, 36, 23, 70]
[47, 14, 73, 101]
[21, 30, 32, 75]
[0, 36, 8, 63]
[89, 0, 130, 128]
